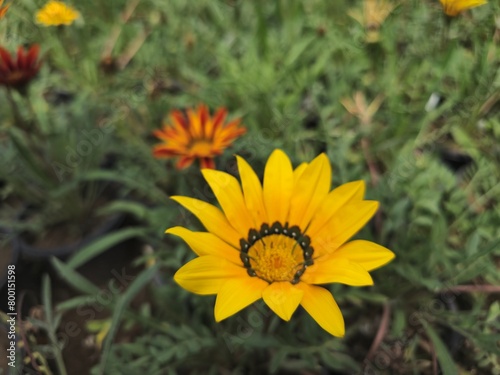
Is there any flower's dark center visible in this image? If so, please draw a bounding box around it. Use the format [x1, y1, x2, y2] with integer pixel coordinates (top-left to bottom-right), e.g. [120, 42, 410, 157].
[239, 222, 314, 284]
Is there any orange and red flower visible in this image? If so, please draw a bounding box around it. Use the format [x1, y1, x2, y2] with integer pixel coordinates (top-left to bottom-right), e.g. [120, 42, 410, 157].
[153, 104, 246, 170]
[0, 45, 42, 91]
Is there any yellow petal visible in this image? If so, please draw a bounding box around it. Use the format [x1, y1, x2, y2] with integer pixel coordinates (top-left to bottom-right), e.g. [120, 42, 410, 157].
[171, 196, 241, 248]
[293, 162, 308, 185]
[440, 0, 487, 16]
[262, 282, 303, 321]
[289, 153, 331, 230]
[312, 200, 379, 258]
[201, 169, 254, 237]
[301, 258, 374, 286]
[331, 240, 395, 271]
[166, 226, 241, 265]
[296, 283, 345, 337]
[307, 180, 366, 237]
[263, 150, 294, 224]
[214, 277, 268, 322]
[174, 255, 246, 295]
[236, 155, 268, 225]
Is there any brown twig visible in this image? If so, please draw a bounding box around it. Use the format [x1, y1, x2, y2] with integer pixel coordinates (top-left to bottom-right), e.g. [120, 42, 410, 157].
[441, 285, 500, 293]
[479, 91, 500, 116]
[431, 341, 438, 375]
[365, 302, 391, 361]
[361, 137, 380, 187]
[115, 28, 151, 70]
[360, 136, 383, 236]
[100, 0, 142, 61]
[341, 92, 384, 235]
[17, 291, 42, 372]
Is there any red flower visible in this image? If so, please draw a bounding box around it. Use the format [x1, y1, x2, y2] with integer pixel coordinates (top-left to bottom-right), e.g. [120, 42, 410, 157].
[0, 45, 42, 91]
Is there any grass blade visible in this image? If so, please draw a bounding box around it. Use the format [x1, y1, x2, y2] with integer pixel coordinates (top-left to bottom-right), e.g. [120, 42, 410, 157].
[51, 257, 100, 295]
[67, 227, 149, 269]
[421, 320, 458, 375]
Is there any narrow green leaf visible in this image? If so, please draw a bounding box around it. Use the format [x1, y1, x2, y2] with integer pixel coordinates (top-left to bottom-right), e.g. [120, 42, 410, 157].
[421, 320, 458, 375]
[100, 264, 159, 372]
[56, 296, 96, 312]
[254, 0, 268, 58]
[269, 348, 289, 374]
[319, 351, 360, 372]
[284, 36, 315, 67]
[8, 127, 51, 184]
[450, 127, 480, 160]
[453, 238, 500, 284]
[67, 227, 149, 269]
[79, 170, 169, 202]
[97, 201, 149, 221]
[51, 257, 100, 295]
[42, 275, 53, 324]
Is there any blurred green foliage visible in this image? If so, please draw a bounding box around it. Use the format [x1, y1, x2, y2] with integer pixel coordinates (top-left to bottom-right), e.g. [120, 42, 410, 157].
[1, 0, 499, 374]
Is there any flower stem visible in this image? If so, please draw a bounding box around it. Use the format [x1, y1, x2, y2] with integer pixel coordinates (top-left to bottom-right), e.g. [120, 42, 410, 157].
[47, 335, 68, 375]
[5, 88, 27, 131]
[24, 93, 44, 136]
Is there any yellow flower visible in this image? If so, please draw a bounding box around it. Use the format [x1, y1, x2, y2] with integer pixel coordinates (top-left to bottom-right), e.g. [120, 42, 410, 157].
[0, 0, 10, 20]
[153, 104, 246, 170]
[86, 319, 111, 350]
[36, 1, 80, 26]
[439, 0, 487, 16]
[168, 150, 395, 336]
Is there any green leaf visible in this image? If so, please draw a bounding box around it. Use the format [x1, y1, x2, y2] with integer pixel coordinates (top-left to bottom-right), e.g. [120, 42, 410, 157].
[391, 308, 407, 338]
[450, 127, 480, 160]
[453, 238, 500, 284]
[8, 127, 52, 185]
[319, 351, 360, 372]
[284, 36, 315, 67]
[100, 264, 159, 372]
[79, 170, 169, 202]
[56, 296, 96, 312]
[66, 227, 150, 269]
[310, 50, 332, 78]
[97, 201, 149, 221]
[42, 275, 53, 325]
[421, 321, 458, 375]
[51, 257, 101, 295]
[268, 348, 289, 374]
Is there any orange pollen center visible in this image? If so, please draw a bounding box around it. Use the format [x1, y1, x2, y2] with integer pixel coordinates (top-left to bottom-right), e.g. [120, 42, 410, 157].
[248, 234, 304, 282]
[240, 222, 315, 284]
[188, 139, 213, 157]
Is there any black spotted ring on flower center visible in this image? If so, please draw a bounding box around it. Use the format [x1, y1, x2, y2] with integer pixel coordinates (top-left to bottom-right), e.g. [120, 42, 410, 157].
[239, 221, 314, 285]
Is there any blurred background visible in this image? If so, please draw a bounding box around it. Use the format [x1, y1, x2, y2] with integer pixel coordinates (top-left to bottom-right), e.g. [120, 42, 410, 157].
[1, 0, 499, 374]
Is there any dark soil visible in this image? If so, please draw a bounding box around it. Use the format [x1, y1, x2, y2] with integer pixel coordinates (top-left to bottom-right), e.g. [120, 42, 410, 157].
[0, 233, 145, 374]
